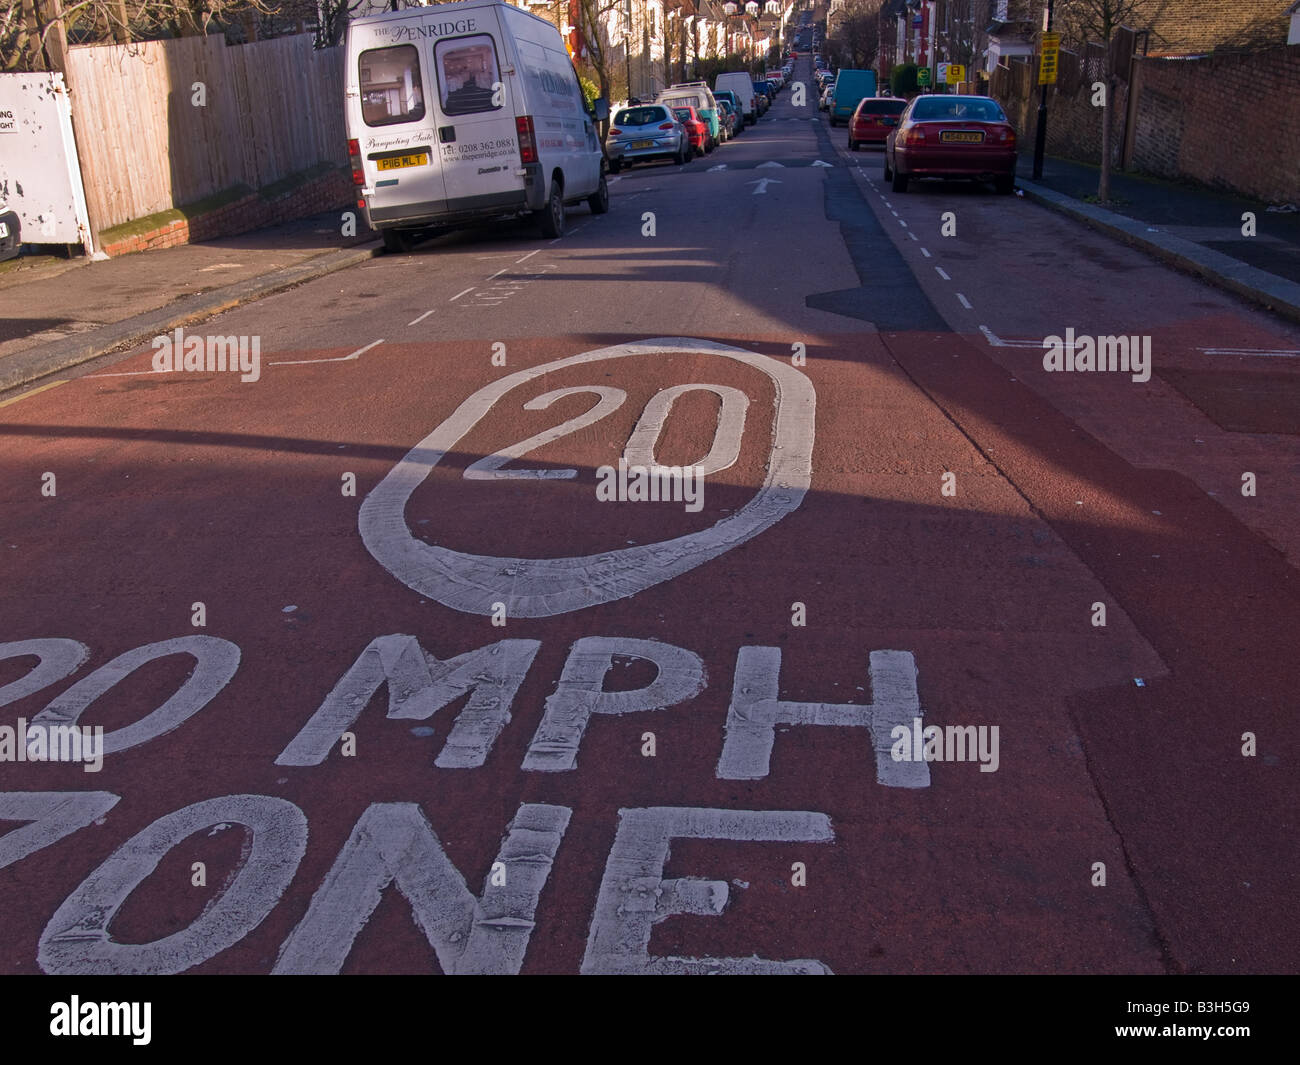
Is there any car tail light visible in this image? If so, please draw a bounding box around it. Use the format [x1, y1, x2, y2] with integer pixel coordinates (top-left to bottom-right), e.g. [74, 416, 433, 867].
[994, 126, 1016, 146]
[609, 127, 622, 136]
[348, 138, 364, 186]
[516, 115, 538, 165]
[901, 128, 926, 147]
[658, 122, 675, 130]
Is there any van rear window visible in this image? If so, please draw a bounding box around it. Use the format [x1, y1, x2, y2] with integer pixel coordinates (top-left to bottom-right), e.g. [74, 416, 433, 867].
[359, 45, 426, 127]
[436, 35, 503, 116]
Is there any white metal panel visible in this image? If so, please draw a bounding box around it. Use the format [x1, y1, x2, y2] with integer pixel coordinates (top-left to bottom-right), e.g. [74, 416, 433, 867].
[0, 73, 92, 251]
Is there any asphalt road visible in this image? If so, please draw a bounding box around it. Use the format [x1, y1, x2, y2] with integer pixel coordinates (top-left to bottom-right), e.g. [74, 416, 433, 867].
[2, 57, 1297, 976]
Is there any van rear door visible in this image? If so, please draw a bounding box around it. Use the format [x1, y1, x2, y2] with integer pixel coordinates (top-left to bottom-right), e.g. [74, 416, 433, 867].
[352, 36, 447, 219]
[432, 14, 525, 207]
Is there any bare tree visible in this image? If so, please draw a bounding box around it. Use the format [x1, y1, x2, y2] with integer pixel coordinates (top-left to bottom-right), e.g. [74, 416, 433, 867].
[1055, 0, 1167, 202]
[827, 0, 879, 70]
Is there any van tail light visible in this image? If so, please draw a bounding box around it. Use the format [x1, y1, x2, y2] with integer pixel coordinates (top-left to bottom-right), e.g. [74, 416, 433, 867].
[516, 115, 538, 165]
[348, 138, 364, 186]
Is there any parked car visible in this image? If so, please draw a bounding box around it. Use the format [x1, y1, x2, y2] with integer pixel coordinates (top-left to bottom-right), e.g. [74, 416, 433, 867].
[752, 81, 770, 114]
[829, 69, 878, 126]
[659, 82, 721, 148]
[345, 0, 609, 249]
[819, 82, 835, 111]
[714, 89, 745, 132]
[671, 105, 711, 155]
[715, 71, 758, 125]
[606, 103, 691, 171]
[0, 204, 20, 263]
[715, 98, 738, 140]
[848, 97, 907, 150]
[884, 94, 1018, 194]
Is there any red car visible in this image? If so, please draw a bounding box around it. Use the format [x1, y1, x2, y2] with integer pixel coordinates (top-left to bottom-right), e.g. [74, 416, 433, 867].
[884, 95, 1017, 195]
[848, 97, 906, 151]
[671, 105, 712, 154]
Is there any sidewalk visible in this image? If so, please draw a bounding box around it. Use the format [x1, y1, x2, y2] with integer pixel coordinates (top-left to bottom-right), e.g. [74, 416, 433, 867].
[1016, 155, 1300, 324]
[0, 211, 381, 393]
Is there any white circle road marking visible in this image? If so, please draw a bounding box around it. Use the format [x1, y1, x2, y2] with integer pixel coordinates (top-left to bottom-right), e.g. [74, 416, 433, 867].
[359, 337, 816, 618]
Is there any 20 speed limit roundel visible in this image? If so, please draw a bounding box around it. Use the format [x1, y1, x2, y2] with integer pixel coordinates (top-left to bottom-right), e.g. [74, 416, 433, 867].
[359, 337, 816, 617]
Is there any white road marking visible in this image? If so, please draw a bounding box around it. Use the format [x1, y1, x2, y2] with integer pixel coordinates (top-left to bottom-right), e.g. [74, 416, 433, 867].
[717, 647, 928, 787]
[757, 161, 785, 168]
[582, 807, 834, 974]
[935, 266, 951, 281]
[523, 638, 706, 772]
[0, 792, 120, 870]
[622, 383, 749, 475]
[920, 248, 932, 258]
[898, 219, 908, 228]
[270, 339, 383, 367]
[29, 636, 240, 756]
[449, 287, 476, 301]
[408, 310, 436, 326]
[485, 269, 508, 281]
[748, 178, 782, 194]
[1197, 346, 1299, 357]
[707, 164, 727, 171]
[0, 638, 90, 708]
[359, 337, 816, 618]
[890, 210, 898, 216]
[39, 795, 308, 974]
[273, 802, 569, 975]
[980, 325, 1057, 349]
[515, 250, 540, 263]
[811, 159, 832, 166]
[907, 231, 918, 241]
[957, 293, 973, 309]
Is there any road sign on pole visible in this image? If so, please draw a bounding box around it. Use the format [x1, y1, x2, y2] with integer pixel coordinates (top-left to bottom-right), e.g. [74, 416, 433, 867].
[1039, 32, 1060, 85]
[946, 63, 965, 85]
[917, 67, 931, 87]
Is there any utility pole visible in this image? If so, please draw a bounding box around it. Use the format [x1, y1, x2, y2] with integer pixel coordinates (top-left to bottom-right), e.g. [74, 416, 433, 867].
[1032, 0, 1054, 180]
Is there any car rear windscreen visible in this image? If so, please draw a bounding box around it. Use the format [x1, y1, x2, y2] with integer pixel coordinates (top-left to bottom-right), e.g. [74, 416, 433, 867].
[911, 97, 1006, 122]
[861, 99, 906, 115]
[615, 107, 668, 126]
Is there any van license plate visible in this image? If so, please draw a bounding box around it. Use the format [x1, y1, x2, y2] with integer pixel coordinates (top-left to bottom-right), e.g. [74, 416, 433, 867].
[940, 131, 984, 144]
[377, 152, 429, 171]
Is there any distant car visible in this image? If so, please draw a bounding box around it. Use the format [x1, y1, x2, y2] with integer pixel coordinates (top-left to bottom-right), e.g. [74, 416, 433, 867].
[884, 94, 1018, 194]
[819, 82, 835, 111]
[716, 98, 738, 140]
[606, 104, 691, 172]
[659, 83, 721, 147]
[0, 204, 20, 263]
[848, 97, 907, 151]
[714, 89, 745, 132]
[671, 105, 711, 154]
[752, 82, 770, 114]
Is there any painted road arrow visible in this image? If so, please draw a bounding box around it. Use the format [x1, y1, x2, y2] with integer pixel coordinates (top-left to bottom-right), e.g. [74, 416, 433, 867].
[747, 178, 782, 195]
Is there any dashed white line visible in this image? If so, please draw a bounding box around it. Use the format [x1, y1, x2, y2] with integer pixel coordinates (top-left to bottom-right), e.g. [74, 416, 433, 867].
[515, 250, 540, 264]
[935, 267, 950, 280]
[920, 248, 932, 258]
[890, 209, 899, 216]
[449, 287, 476, 302]
[898, 219, 908, 228]
[408, 310, 436, 326]
[907, 231, 918, 241]
[486, 269, 508, 281]
[956, 293, 973, 309]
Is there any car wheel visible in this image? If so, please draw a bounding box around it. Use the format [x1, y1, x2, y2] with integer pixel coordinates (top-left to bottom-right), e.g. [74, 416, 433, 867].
[994, 175, 1015, 196]
[891, 169, 909, 193]
[537, 178, 564, 238]
[588, 172, 610, 214]
[382, 228, 414, 253]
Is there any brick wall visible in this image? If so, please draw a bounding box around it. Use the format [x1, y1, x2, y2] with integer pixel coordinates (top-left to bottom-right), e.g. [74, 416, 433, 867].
[1132, 47, 1300, 204]
[991, 44, 1300, 204]
[100, 167, 353, 259]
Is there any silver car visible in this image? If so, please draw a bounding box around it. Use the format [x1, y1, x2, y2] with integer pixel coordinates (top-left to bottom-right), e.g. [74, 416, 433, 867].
[606, 104, 691, 172]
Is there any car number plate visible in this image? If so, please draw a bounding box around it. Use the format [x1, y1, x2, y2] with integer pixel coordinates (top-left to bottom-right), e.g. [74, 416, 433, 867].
[630, 140, 654, 149]
[940, 131, 984, 144]
[376, 152, 429, 171]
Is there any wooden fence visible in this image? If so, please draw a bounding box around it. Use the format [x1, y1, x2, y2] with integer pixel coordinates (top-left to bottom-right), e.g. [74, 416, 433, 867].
[65, 34, 347, 233]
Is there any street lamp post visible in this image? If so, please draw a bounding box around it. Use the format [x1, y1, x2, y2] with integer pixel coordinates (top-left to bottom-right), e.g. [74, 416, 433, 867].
[1032, 0, 1055, 180]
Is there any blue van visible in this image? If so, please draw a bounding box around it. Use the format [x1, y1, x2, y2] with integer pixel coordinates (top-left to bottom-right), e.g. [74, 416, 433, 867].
[829, 69, 878, 126]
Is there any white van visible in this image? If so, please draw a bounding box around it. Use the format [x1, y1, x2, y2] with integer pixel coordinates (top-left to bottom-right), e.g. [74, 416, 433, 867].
[345, 0, 610, 251]
[714, 72, 757, 126]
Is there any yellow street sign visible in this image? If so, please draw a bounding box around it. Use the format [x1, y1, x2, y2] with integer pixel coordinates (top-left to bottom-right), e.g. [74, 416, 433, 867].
[1039, 32, 1060, 85]
[946, 63, 965, 85]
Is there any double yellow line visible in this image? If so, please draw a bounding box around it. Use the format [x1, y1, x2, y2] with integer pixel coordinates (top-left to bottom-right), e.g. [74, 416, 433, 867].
[0, 379, 67, 409]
